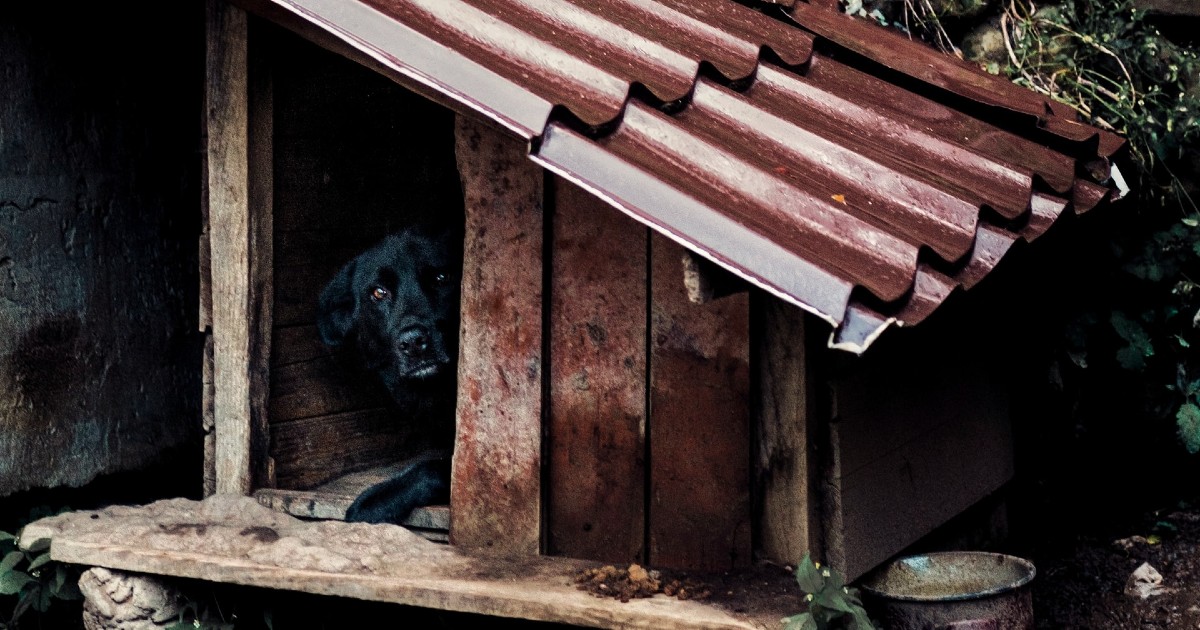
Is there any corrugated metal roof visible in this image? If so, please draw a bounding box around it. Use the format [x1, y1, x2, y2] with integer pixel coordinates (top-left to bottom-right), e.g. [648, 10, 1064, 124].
[235, 0, 1125, 352]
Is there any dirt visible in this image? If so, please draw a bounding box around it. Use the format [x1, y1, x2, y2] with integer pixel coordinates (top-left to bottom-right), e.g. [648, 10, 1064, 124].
[1030, 500, 1200, 629]
[573, 564, 714, 603]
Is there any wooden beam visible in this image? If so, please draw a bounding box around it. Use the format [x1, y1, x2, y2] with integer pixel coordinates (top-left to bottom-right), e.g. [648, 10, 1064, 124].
[826, 334, 1015, 580]
[754, 297, 818, 567]
[451, 115, 543, 555]
[648, 234, 752, 571]
[207, 0, 273, 495]
[24, 497, 802, 630]
[547, 179, 647, 564]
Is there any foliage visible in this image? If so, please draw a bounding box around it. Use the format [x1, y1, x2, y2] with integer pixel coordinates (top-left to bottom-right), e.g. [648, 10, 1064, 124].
[0, 508, 82, 630]
[995, 0, 1200, 455]
[782, 553, 874, 630]
[846, 0, 1200, 455]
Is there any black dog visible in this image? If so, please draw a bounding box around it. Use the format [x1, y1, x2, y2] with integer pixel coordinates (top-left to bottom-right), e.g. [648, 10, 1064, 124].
[316, 225, 460, 525]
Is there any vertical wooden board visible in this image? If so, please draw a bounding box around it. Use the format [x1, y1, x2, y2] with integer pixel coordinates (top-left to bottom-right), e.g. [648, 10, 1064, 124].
[207, 1, 273, 495]
[829, 334, 1015, 580]
[203, 333, 217, 498]
[547, 179, 647, 564]
[754, 297, 815, 567]
[649, 235, 751, 571]
[451, 115, 543, 555]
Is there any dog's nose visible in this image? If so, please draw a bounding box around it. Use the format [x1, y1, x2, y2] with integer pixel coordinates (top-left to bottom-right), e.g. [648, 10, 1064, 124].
[396, 326, 431, 358]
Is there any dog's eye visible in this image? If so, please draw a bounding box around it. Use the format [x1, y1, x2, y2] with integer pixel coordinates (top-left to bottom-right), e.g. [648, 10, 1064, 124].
[370, 287, 390, 302]
[435, 272, 448, 285]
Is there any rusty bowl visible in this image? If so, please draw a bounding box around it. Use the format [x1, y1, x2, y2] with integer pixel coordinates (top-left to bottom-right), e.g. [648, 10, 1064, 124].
[860, 551, 1036, 630]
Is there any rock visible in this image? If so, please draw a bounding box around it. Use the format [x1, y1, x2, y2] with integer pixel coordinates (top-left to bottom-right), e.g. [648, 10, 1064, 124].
[962, 22, 1008, 66]
[79, 568, 184, 630]
[1125, 562, 1175, 599]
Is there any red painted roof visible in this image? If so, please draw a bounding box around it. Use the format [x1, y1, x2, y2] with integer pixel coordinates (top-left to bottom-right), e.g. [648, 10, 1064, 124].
[236, 0, 1125, 352]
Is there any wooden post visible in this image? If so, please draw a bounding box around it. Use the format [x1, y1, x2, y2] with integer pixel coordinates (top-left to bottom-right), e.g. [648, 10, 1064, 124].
[207, 0, 273, 495]
[648, 234, 752, 570]
[547, 180, 647, 564]
[754, 297, 820, 567]
[451, 115, 544, 555]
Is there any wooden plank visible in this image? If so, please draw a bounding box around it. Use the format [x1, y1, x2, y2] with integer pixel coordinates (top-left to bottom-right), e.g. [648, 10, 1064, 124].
[268, 354, 389, 422]
[272, 261, 339, 328]
[207, 0, 273, 495]
[24, 497, 799, 630]
[451, 115, 543, 555]
[268, 409, 411, 490]
[203, 333, 217, 498]
[648, 234, 752, 571]
[754, 297, 816, 567]
[256, 459, 451, 541]
[547, 179, 647, 564]
[270, 325, 330, 367]
[829, 335, 1015, 580]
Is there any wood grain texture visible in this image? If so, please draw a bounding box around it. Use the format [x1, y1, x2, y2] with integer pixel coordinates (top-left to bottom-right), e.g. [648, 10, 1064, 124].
[754, 297, 815, 567]
[547, 179, 647, 564]
[268, 409, 411, 490]
[648, 234, 752, 571]
[24, 497, 796, 630]
[450, 115, 544, 555]
[823, 327, 1016, 580]
[207, 0, 273, 495]
[203, 334, 217, 498]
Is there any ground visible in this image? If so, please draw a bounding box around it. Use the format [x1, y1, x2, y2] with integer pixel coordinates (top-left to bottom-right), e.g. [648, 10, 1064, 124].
[1029, 497, 1200, 629]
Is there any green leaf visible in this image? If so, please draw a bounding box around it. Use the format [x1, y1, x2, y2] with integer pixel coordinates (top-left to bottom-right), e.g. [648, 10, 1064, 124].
[782, 613, 818, 630]
[27, 552, 51, 571]
[1111, 312, 1154, 369]
[794, 552, 825, 594]
[1177, 403, 1200, 454]
[0, 532, 16, 543]
[0, 570, 36, 595]
[34, 583, 53, 612]
[1, 551, 24, 574]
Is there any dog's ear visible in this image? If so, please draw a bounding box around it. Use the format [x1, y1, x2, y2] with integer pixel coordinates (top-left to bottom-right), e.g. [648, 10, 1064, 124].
[317, 260, 357, 348]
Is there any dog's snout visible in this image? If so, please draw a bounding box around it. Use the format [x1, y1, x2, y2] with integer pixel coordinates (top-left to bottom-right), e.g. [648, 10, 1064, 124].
[396, 326, 431, 358]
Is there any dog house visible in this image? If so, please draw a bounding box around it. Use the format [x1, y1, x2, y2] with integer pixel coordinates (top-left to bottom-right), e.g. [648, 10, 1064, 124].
[21, 0, 1125, 627]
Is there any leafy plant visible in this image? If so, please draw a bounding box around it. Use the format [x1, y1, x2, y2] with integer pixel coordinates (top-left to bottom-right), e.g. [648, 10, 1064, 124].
[0, 518, 82, 629]
[783, 553, 874, 630]
[840, 0, 1200, 457]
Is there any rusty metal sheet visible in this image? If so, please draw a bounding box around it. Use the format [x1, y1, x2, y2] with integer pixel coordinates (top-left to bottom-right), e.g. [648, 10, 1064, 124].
[237, 0, 1124, 353]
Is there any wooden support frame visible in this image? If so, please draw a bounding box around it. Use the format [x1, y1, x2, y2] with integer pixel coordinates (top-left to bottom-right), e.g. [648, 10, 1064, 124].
[754, 297, 822, 569]
[451, 115, 544, 555]
[206, 0, 274, 495]
[547, 180, 648, 564]
[648, 234, 752, 571]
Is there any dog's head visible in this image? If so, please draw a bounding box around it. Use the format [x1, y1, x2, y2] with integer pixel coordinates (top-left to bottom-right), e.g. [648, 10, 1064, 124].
[317, 226, 461, 405]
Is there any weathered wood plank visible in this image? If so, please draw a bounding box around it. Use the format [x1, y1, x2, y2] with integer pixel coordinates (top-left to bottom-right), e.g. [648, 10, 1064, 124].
[24, 497, 796, 630]
[271, 261, 344, 328]
[831, 355, 1014, 580]
[270, 325, 329, 367]
[268, 355, 388, 422]
[256, 459, 451, 541]
[648, 234, 752, 571]
[451, 115, 543, 555]
[207, 0, 273, 495]
[754, 297, 817, 567]
[269, 409, 410, 490]
[547, 179, 647, 564]
[203, 334, 217, 498]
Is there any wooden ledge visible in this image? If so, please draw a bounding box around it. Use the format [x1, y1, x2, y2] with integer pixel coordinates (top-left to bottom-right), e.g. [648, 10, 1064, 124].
[253, 461, 450, 541]
[20, 496, 801, 630]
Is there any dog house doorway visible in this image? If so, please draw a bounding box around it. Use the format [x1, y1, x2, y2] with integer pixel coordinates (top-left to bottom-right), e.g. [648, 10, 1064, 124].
[214, 21, 465, 541]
